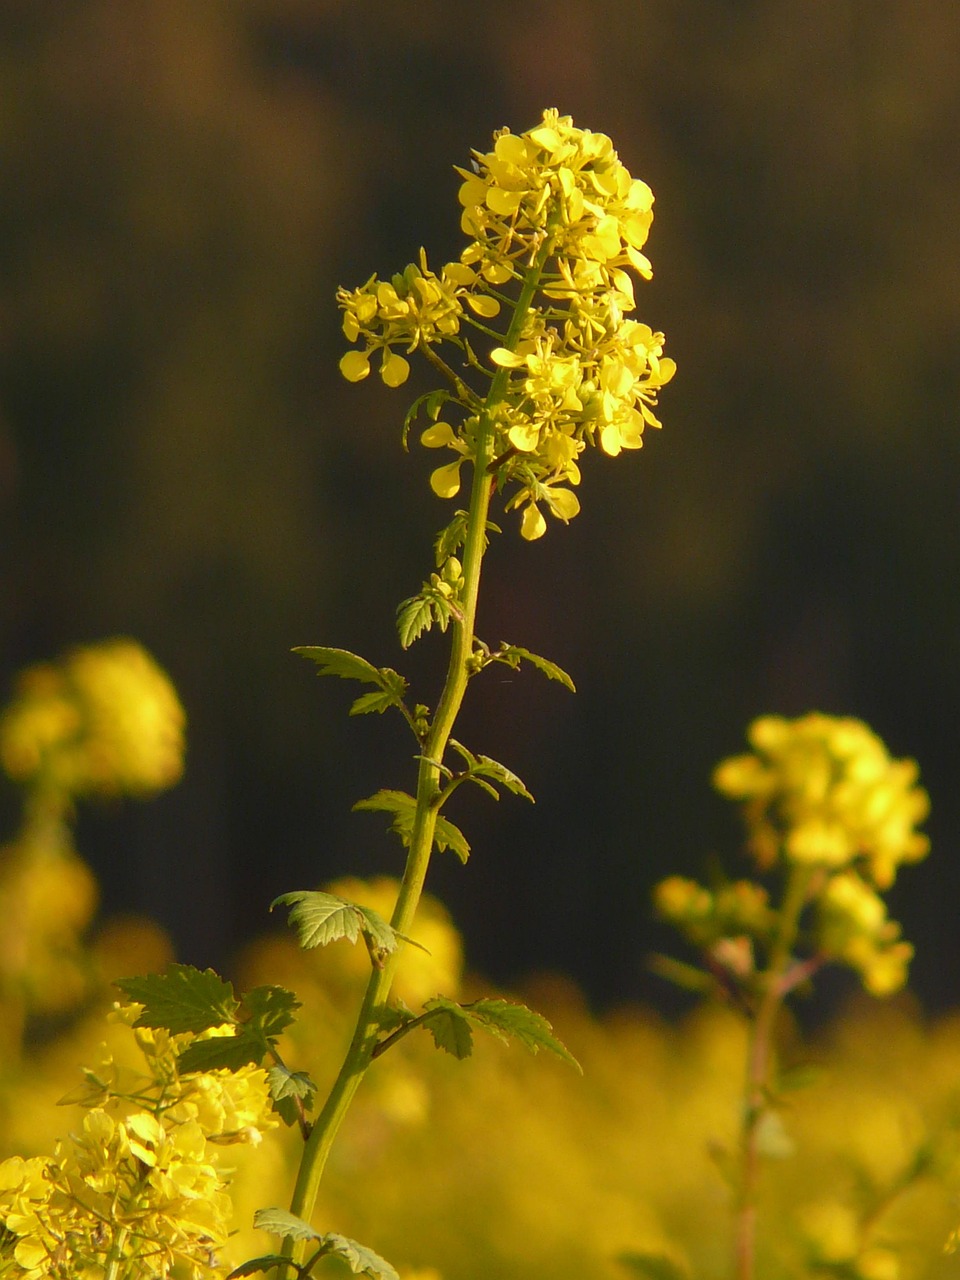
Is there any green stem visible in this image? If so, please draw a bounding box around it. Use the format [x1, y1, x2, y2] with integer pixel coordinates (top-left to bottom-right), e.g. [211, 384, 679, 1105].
[734, 863, 812, 1280]
[278, 230, 557, 1274]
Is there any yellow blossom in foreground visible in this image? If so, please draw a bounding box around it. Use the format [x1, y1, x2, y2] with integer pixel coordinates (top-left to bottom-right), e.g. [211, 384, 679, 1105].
[713, 713, 929, 887]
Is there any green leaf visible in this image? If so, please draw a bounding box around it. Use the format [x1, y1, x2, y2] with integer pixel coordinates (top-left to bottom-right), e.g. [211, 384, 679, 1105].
[241, 985, 300, 1042]
[433, 813, 471, 863]
[396, 594, 435, 649]
[434, 510, 470, 566]
[355, 904, 399, 957]
[350, 688, 401, 716]
[272, 891, 362, 949]
[293, 646, 381, 686]
[496, 644, 576, 693]
[226, 1255, 291, 1279]
[116, 965, 238, 1035]
[422, 996, 474, 1059]
[469, 998, 581, 1072]
[323, 1233, 399, 1280]
[253, 1207, 321, 1243]
[353, 789, 417, 845]
[267, 1064, 315, 1126]
[176, 1029, 264, 1075]
[449, 740, 534, 802]
[402, 388, 455, 449]
[266, 1064, 316, 1103]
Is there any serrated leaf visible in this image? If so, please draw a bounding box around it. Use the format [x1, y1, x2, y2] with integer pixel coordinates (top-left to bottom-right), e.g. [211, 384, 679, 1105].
[117, 965, 238, 1035]
[377, 1002, 416, 1033]
[449, 740, 533, 802]
[323, 1233, 400, 1280]
[353, 789, 418, 844]
[266, 1064, 316, 1103]
[177, 1029, 264, 1075]
[253, 1207, 321, 1242]
[397, 594, 435, 649]
[497, 644, 576, 693]
[434, 511, 470, 566]
[469, 999, 581, 1072]
[355, 904, 399, 956]
[350, 688, 402, 716]
[241, 985, 300, 1041]
[227, 1255, 291, 1279]
[433, 813, 470, 863]
[293, 646, 382, 686]
[272, 891, 362, 949]
[422, 997, 474, 1059]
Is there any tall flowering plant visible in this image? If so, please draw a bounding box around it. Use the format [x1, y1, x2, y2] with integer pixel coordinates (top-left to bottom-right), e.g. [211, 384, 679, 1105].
[0, 110, 673, 1279]
[654, 713, 930, 1280]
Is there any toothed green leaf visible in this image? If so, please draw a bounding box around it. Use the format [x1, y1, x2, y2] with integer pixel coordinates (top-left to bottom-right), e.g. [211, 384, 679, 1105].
[253, 1207, 320, 1242]
[293, 646, 381, 685]
[496, 644, 576, 692]
[272, 891, 362, 949]
[422, 996, 475, 1059]
[116, 965, 238, 1035]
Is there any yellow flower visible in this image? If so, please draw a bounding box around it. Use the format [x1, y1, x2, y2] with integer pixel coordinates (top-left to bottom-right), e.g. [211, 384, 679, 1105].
[339, 110, 673, 539]
[0, 639, 186, 800]
[714, 713, 929, 887]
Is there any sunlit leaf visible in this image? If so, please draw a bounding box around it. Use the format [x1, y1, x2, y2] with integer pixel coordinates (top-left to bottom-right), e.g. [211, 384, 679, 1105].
[117, 965, 238, 1035]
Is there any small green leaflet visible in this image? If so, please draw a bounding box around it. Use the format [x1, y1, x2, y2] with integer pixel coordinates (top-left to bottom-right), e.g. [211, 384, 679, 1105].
[250, 1211, 399, 1280]
[401, 387, 456, 450]
[494, 643, 576, 693]
[433, 813, 470, 863]
[421, 996, 581, 1071]
[434, 510, 469, 566]
[226, 1256, 290, 1278]
[116, 967, 300, 1076]
[422, 996, 475, 1059]
[353, 790, 470, 861]
[117, 965, 239, 1035]
[434, 511, 502, 566]
[266, 1064, 315, 1103]
[449, 739, 534, 802]
[272, 890, 400, 960]
[396, 584, 462, 649]
[322, 1234, 400, 1280]
[253, 1208, 320, 1242]
[293, 647, 408, 717]
[353, 789, 416, 842]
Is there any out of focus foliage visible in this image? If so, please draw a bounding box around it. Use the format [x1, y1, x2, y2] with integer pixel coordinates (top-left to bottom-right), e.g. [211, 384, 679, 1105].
[4, 884, 960, 1279]
[1, 1, 958, 1001]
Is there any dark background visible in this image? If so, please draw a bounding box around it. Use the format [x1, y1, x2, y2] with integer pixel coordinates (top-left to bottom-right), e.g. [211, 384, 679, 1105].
[1, 1, 958, 1014]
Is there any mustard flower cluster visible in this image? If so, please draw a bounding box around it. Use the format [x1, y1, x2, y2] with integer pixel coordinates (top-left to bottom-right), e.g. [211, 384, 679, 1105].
[658, 714, 929, 997]
[337, 109, 674, 539]
[0, 640, 185, 800]
[713, 713, 929, 888]
[0, 1013, 277, 1278]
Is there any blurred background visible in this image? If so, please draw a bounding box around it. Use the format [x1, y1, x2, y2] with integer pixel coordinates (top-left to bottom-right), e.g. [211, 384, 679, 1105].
[1, 0, 957, 1015]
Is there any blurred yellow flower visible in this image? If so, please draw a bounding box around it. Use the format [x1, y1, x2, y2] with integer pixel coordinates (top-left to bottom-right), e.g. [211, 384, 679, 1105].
[714, 713, 929, 887]
[0, 638, 185, 800]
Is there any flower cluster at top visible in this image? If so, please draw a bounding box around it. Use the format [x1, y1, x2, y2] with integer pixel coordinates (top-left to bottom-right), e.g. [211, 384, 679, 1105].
[656, 714, 930, 996]
[0, 639, 185, 801]
[0, 1011, 277, 1279]
[337, 109, 675, 539]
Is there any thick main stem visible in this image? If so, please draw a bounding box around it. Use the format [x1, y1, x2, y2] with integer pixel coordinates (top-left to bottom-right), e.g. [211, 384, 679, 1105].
[279, 235, 555, 1273]
[734, 865, 811, 1280]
